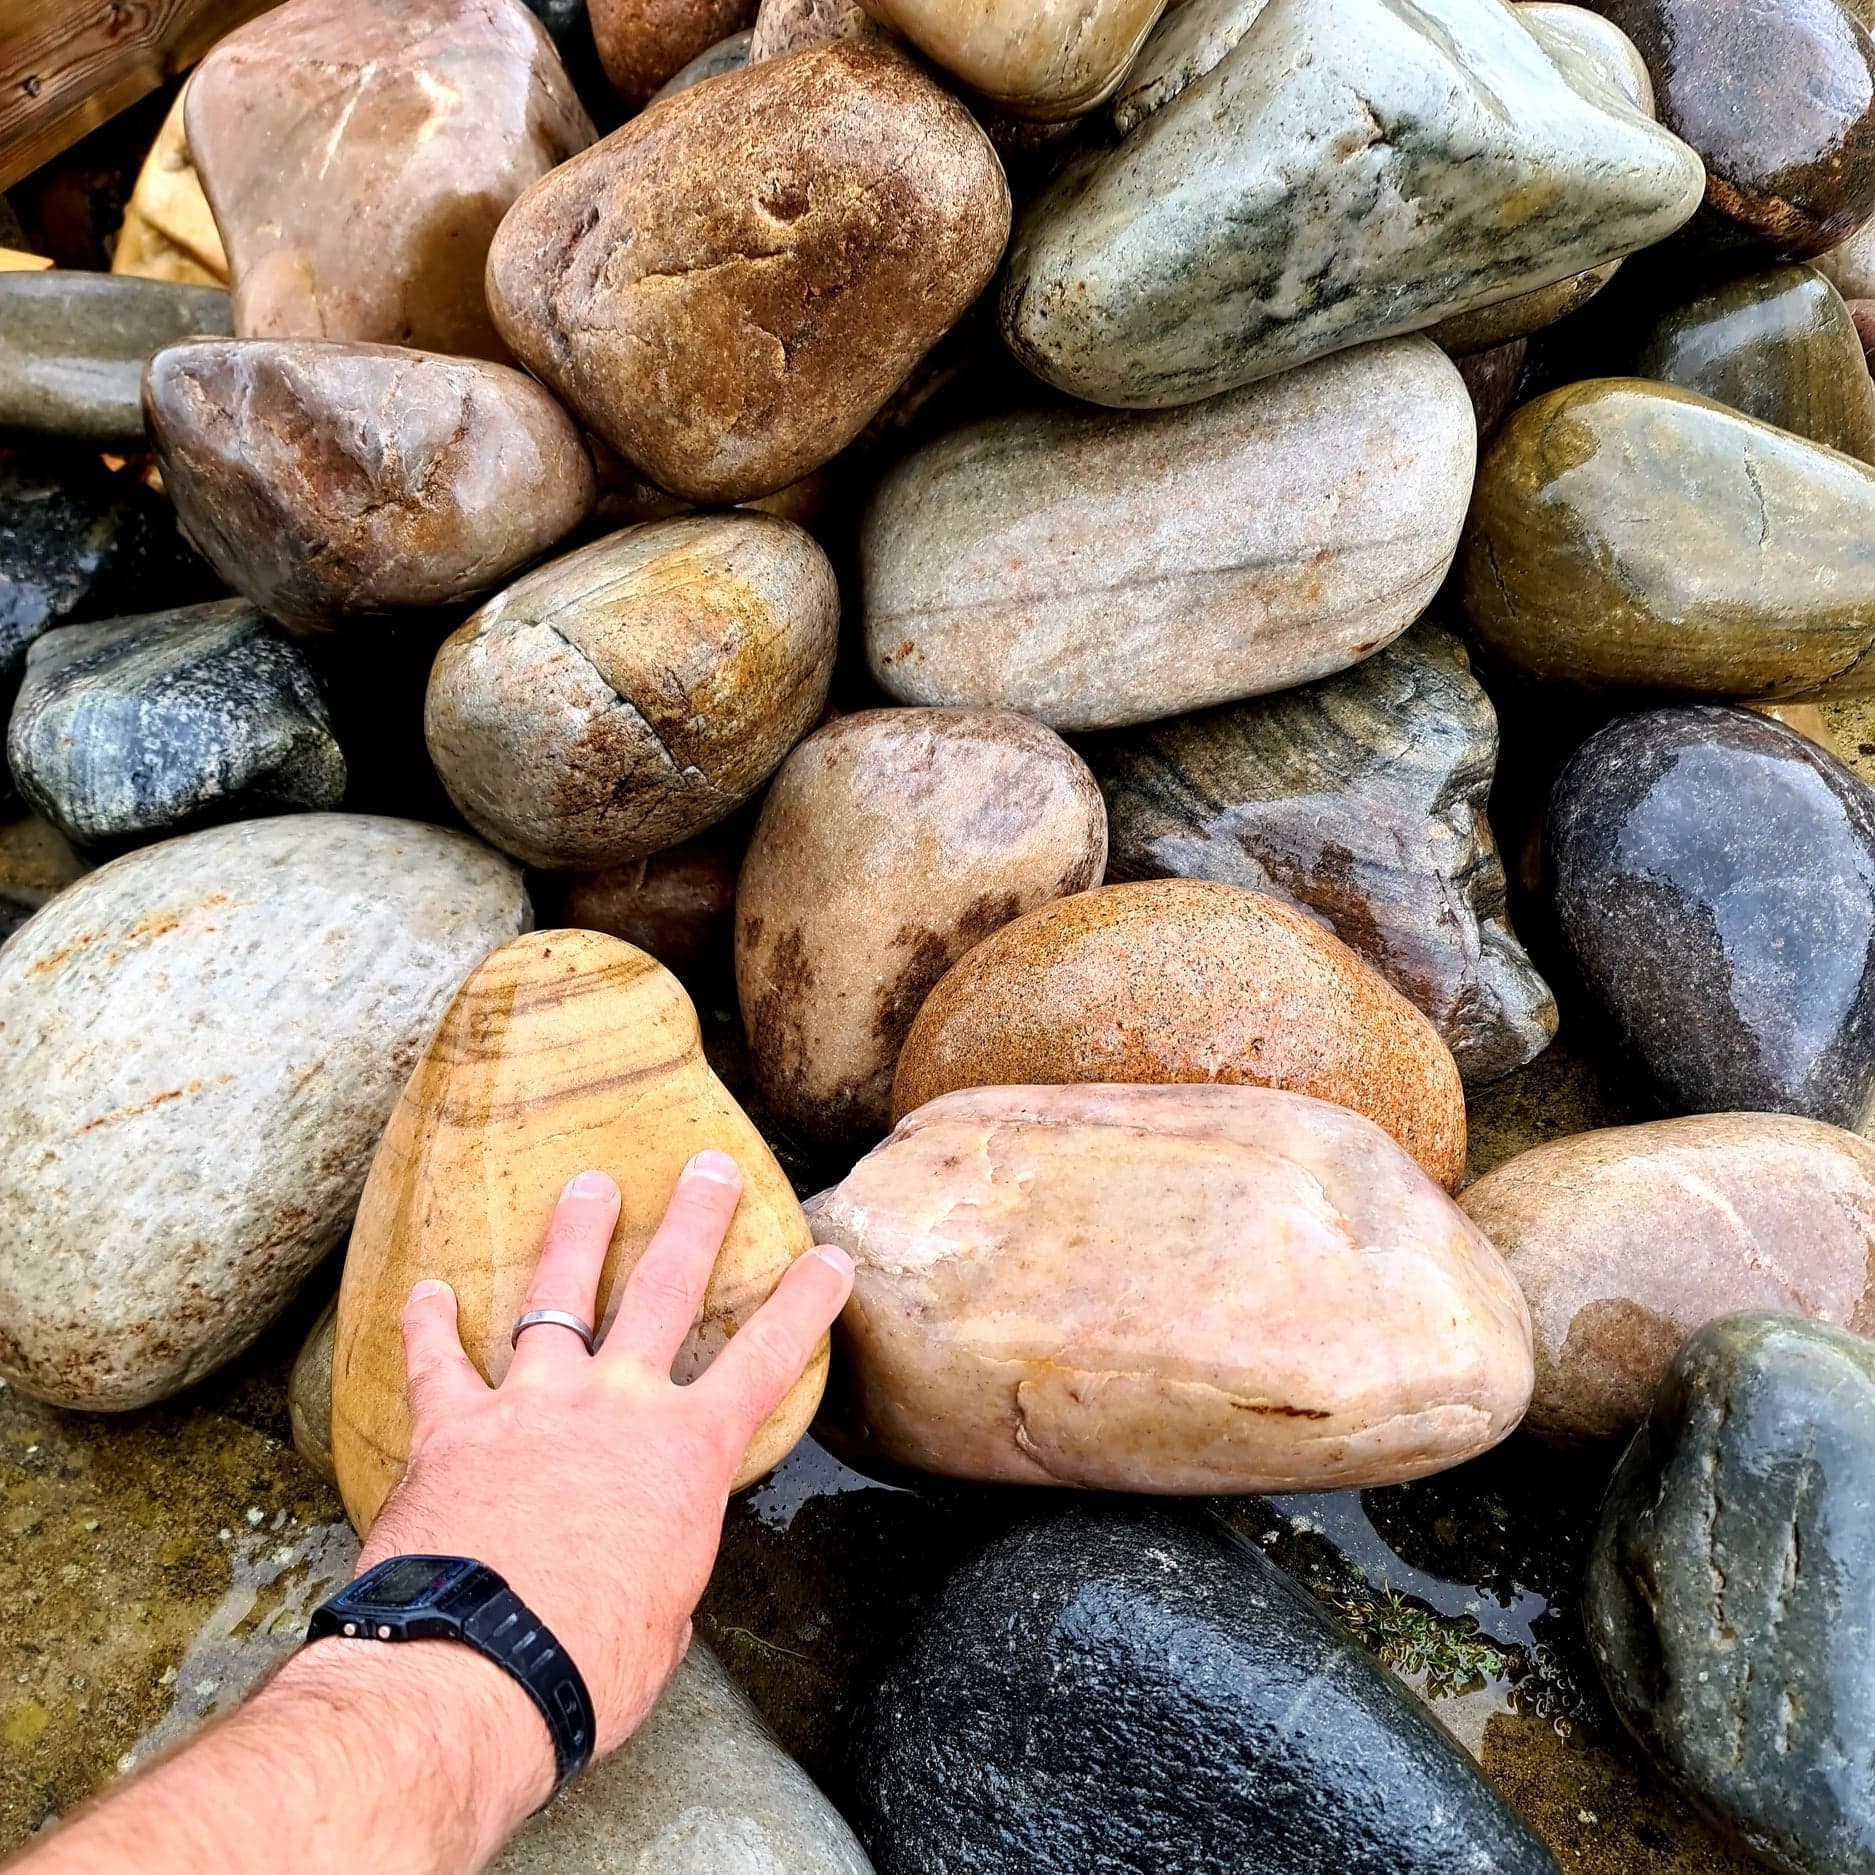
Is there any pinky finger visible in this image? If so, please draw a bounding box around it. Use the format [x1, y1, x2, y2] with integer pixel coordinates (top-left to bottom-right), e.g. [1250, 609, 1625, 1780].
[692, 1247, 854, 1452]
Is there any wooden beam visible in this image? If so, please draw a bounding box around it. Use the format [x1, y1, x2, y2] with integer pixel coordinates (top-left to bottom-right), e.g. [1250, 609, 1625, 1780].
[0, 0, 274, 193]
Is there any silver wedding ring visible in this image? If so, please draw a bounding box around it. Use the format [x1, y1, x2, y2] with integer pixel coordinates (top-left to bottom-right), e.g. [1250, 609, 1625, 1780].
[511, 1308, 597, 1354]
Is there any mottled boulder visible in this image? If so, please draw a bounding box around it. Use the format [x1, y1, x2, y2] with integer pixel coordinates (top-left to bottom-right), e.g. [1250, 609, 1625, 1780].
[737, 710, 1106, 1146]
[0, 271, 229, 443]
[811, 1084, 1531, 1490]
[554, 826, 743, 984]
[188, 0, 593, 359]
[426, 515, 836, 869]
[8, 601, 345, 852]
[1587, 1314, 1875, 1874]
[1631, 264, 1875, 465]
[144, 339, 594, 632]
[1463, 1115, 1875, 1440]
[591, 0, 756, 105]
[893, 879, 1468, 1189]
[1592, 0, 1875, 257]
[487, 42, 1009, 502]
[334, 930, 822, 1532]
[855, 1506, 1560, 1874]
[855, 0, 1166, 117]
[499, 1644, 873, 1873]
[0, 816, 528, 1409]
[1549, 706, 1875, 1126]
[1000, 0, 1703, 406]
[1087, 624, 1554, 1086]
[1462, 381, 1875, 696]
[863, 338, 1474, 730]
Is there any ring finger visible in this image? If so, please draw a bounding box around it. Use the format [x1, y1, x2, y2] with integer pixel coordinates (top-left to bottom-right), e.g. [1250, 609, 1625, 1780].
[507, 1170, 620, 1382]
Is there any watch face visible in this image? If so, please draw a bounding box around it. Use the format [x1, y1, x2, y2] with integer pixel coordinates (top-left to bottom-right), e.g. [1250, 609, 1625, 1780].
[359, 1556, 475, 1609]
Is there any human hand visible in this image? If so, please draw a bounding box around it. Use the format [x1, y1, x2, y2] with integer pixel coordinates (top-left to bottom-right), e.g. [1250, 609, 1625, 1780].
[351, 1151, 854, 1762]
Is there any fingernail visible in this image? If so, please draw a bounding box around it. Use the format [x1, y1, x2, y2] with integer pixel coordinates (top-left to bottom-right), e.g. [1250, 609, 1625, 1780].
[410, 1279, 451, 1302]
[813, 1245, 854, 1278]
[563, 1170, 617, 1201]
[685, 1149, 740, 1185]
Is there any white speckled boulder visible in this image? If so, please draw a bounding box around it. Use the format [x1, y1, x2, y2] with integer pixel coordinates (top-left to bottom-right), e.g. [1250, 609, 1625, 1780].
[0, 815, 528, 1409]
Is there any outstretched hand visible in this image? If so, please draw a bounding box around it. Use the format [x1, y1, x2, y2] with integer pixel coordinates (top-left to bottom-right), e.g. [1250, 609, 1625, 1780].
[355, 1151, 853, 1763]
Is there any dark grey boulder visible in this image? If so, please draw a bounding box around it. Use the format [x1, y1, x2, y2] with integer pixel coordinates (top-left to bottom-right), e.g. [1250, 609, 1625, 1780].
[1587, 1312, 1875, 1875]
[851, 1504, 1559, 1875]
[8, 599, 345, 851]
[1549, 705, 1875, 1125]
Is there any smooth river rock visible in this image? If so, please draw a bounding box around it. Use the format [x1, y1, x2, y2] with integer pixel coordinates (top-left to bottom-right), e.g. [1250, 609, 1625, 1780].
[1630, 264, 1875, 465]
[1550, 706, 1875, 1127]
[487, 41, 1009, 502]
[1586, 1313, 1875, 1875]
[999, 0, 1704, 407]
[891, 879, 1468, 1189]
[144, 339, 595, 633]
[811, 1084, 1532, 1491]
[0, 271, 229, 444]
[1463, 1115, 1875, 1441]
[499, 1643, 873, 1874]
[289, 1295, 338, 1483]
[854, 1506, 1561, 1874]
[8, 600, 346, 852]
[555, 825, 743, 984]
[649, 27, 752, 96]
[112, 86, 228, 290]
[333, 928, 824, 1532]
[1462, 379, 1875, 696]
[590, 0, 756, 105]
[747, 0, 874, 58]
[736, 710, 1107, 1147]
[188, 0, 593, 359]
[854, 0, 1165, 117]
[863, 337, 1474, 731]
[1590, 0, 1875, 258]
[0, 815, 528, 1410]
[426, 515, 837, 870]
[1822, 218, 1875, 301]
[0, 815, 88, 942]
[1086, 623, 1555, 1086]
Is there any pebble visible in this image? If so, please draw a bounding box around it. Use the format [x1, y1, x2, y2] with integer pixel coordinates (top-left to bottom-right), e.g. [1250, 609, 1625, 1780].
[649, 27, 752, 96]
[144, 339, 595, 633]
[1630, 263, 1875, 465]
[1463, 1115, 1875, 1440]
[187, 0, 593, 359]
[288, 1297, 337, 1483]
[862, 337, 1474, 730]
[1592, 0, 1875, 257]
[1087, 623, 1555, 1087]
[854, 1505, 1561, 1874]
[554, 825, 743, 985]
[1549, 706, 1875, 1126]
[333, 928, 822, 1533]
[1586, 1313, 1875, 1875]
[8, 600, 346, 852]
[891, 879, 1468, 1190]
[425, 514, 837, 870]
[0, 816, 527, 1409]
[498, 1643, 873, 1873]
[590, 0, 756, 106]
[999, 0, 1704, 407]
[486, 41, 1009, 502]
[736, 709, 1107, 1146]
[1462, 380, 1875, 695]
[810, 1083, 1533, 1490]
[855, 0, 1166, 118]
[0, 272, 229, 443]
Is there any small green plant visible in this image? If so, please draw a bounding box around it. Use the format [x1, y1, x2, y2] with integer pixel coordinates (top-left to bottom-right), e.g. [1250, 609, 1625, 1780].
[1334, 1588, 1508, 1700]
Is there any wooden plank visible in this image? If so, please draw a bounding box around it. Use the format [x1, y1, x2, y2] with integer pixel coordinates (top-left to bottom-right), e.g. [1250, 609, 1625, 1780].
[0, 0, 274, 192]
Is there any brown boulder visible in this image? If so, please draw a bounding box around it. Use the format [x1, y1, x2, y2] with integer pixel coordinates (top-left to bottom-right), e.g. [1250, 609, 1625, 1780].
[736, 709, 1107, 1146]
[486, 41, 1010, 502]
[145, 339, 595, 631]
[891, 879, 1468, 1190]
[593, 0, 758, 104]
[553, 824, 746, 985]
[188, 0, 592, 360]
[425, 514, 837, 868]
[1461, 1114, 1875, 1440]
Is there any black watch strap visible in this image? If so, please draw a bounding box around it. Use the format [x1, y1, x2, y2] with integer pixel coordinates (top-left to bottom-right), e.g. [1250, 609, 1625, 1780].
[306, 1557, 595, 1801]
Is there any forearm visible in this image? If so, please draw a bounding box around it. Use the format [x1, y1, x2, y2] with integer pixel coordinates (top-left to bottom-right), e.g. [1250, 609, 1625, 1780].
[9, 1641, 551, 1875]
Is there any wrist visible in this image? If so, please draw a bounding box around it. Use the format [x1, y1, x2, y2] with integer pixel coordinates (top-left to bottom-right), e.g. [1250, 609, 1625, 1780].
[272, 1635, 555, 1854]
